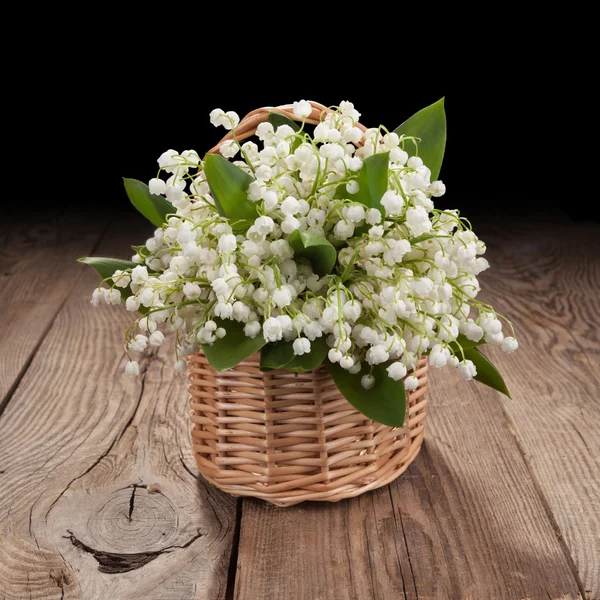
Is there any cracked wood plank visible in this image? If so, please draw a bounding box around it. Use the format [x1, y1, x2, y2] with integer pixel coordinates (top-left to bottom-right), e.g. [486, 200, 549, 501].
[63, 525, 206, 574]
[0, 208, 110, 413]
[475, 215, 600, 599]
[0, 218, 236, 600]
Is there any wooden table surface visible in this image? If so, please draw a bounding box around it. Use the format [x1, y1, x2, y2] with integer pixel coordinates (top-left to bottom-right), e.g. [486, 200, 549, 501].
[0, 208, 598, 600]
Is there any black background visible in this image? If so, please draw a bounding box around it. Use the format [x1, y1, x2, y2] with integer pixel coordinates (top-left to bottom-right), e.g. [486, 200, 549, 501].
[41, 51, 595, 223]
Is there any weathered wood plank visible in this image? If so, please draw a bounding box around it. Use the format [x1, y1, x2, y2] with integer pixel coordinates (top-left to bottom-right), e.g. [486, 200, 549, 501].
[234, 361, 583, 600]
[477, 215, 600, 599]
[0, 209, 109, 409]
[2, 209, 596, 599]
[0, 220, 236, 600]
[233, 216, 593, 599]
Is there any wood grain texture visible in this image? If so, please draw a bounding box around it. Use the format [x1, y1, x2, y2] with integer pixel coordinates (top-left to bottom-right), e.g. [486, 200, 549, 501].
[0, 219, 236, 600]
[234, 362, 583, 600]
[0, 209, 109, 409]
[476, 214, 600, 599]
[1, 210, 598, 600]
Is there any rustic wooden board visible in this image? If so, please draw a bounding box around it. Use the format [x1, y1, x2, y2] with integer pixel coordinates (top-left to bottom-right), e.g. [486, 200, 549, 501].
[232, 216, 595, 600]
[1, 211, 597, 600]
[0, 209, 110, 411]
[478, 215, 600, 599]
[233, 362, 583, 600]
[0, 220, 237, 600]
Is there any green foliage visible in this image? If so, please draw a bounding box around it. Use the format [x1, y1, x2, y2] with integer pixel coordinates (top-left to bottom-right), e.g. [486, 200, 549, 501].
[203, 154, 258, 222]
[393, 97, 446, 180]
[327, 362, 407, 427]
[288, 230, 337, 276]
[464, 347, 511, 398]
[341, 152, 389, 213]
[268, 111, 303, 151]
[267, 111, 301, 132]
[201, 319, 266, 372]
[260, 340, 295, 371]
[409, 233, 446, 245]
[78, 256, 149, 314]
[123, 178, 174, 227]
[449, 334, 486, 352]
[77, 257, 137, 300]
[260, 337, 329, 372]
[78, 257, 137, 282]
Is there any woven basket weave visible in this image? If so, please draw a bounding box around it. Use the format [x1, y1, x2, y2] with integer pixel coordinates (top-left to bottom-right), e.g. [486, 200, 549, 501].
[188, 354, 428, 506]
[186, 102, 429, 506]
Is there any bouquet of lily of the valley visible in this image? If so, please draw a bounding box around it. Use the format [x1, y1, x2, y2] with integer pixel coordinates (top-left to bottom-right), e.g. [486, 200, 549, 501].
[80, 98, 517, 427]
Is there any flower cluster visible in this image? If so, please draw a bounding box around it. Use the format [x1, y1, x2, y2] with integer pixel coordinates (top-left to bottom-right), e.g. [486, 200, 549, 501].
[91, 100, 517, 386]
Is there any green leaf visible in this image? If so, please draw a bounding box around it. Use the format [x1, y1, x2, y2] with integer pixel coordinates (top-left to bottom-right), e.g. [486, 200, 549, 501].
[260, 340, 295, 371]
[349, 223, 370, 240]
[285, 337, 329, 372]
[78, 257, 137, 282]
[123, 178, 174, 227]
[201, 319, 266, 372]
[288, 230, 337, 276]
[340, 152, 389, 213]
[393, 97, 446, 180]
[77, 257, 142, 307]
[450, 334, 486, 352]
[423, 334, 484, 357]
[327, 361, 407, 427]
[268, 112, 303, 151]
[203, 154, 258, 222]
[268, 111, 300, 132]
[260, 337, 329, 372]
[409, 233, 446, 245]
[230, 219, 254, 234]
[464, 347, 511, 398]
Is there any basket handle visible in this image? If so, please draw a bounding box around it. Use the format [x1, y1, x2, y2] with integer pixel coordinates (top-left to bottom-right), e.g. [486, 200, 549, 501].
[207, 100, 367, 155]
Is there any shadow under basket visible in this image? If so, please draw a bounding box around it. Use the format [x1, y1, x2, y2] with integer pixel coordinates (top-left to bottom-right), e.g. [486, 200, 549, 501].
[187, 352, 428, 507]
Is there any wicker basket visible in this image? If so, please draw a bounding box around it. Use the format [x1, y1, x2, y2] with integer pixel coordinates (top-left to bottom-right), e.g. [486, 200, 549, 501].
[186, 102, 429, 506]
[188, 353, 428, 506]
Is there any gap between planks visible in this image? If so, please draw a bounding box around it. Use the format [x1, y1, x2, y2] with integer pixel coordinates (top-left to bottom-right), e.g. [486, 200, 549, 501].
[225, 499, 243, 600]
[504, 413, 589, 600]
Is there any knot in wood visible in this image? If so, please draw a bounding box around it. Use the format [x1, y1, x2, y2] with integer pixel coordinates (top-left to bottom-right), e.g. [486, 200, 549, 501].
[84, 485, 179, 553]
